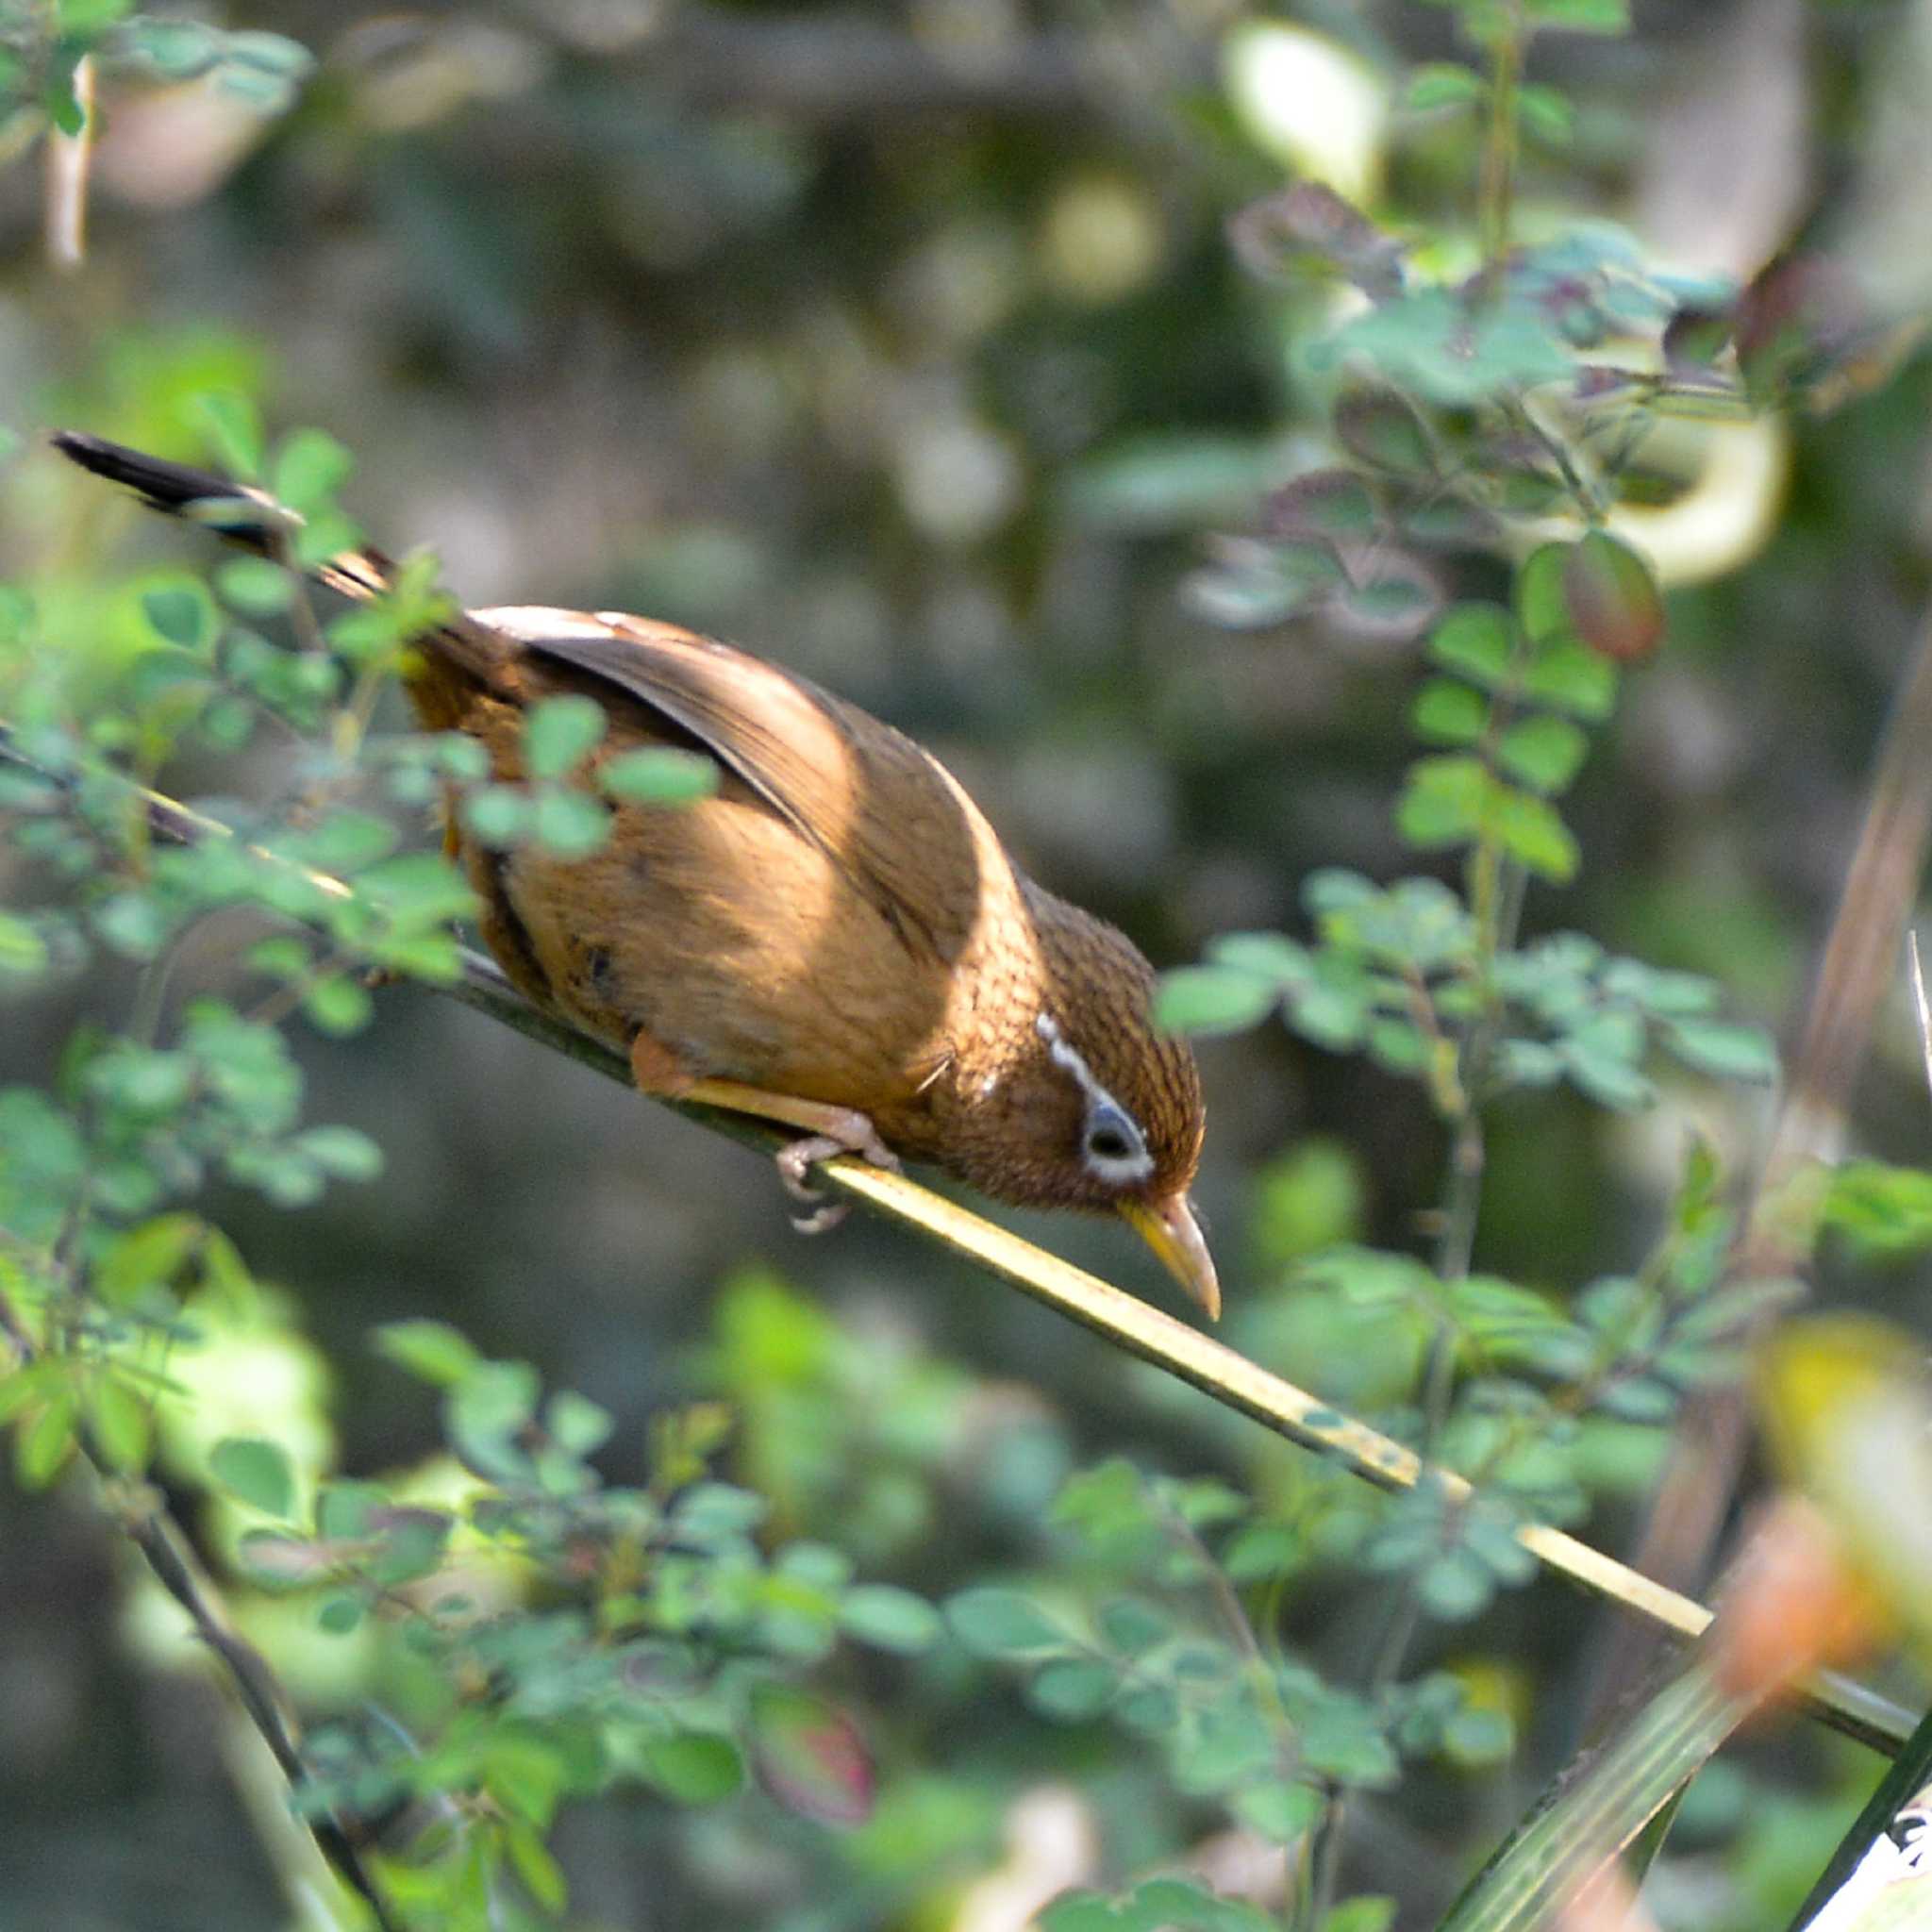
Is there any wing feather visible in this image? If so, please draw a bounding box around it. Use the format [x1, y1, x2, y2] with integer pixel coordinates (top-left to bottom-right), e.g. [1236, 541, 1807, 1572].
[475, 608, 998, 962]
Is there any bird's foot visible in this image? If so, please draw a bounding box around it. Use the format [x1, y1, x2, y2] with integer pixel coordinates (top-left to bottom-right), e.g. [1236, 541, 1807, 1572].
[775, 1112, 900, 1234]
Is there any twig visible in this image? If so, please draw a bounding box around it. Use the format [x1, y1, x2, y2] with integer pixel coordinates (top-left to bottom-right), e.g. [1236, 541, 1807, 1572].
[1581, 591, 1932, 1734]
[44, 53, 94, 270]
[0, 729, 1914, 1757]
[0, 1281, 403, 1932]
[1909, 930, 1932, 1108]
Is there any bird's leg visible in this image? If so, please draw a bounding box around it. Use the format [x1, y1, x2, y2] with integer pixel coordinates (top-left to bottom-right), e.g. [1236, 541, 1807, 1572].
[628, 1032, 901, 1233]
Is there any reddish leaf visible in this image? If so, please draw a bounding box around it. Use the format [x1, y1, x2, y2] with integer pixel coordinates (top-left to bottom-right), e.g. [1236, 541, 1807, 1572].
[1662, 306, 1733, 375]
[1562, 531, 1664, 662]
[749, 1685, 874, 1826]
[1266, 469, 1376, 541]
[1228, 184, 1405, 298]
[1734, 252, 1861, 400]
[1333, 389, 1435, 475]
[1573, 364, 1641, 404]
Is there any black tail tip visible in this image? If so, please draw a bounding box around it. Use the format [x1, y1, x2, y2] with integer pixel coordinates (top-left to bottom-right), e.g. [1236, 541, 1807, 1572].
[50, 427, 116, 468]
[49, 428, 235, 513]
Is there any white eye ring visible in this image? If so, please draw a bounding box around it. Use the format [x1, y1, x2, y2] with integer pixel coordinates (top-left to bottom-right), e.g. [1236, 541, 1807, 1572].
[1082, 1102, 1152, 1184]
[1037, 1010, 1157, 1186]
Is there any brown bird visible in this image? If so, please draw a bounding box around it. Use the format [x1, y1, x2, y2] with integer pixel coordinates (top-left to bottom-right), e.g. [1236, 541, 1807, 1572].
[53, 430, 1218, 1316]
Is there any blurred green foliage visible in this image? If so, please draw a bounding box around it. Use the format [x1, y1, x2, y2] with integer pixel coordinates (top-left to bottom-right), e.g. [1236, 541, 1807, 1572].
[3, 0, 1932, 1928]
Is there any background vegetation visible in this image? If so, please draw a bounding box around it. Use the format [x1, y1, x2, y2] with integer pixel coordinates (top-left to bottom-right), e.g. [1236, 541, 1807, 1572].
[4, 1, 1932, 1928]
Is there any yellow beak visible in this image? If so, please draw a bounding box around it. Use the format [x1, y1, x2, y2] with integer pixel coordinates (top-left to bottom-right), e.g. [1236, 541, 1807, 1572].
[1120, 1194, 1220, 1321]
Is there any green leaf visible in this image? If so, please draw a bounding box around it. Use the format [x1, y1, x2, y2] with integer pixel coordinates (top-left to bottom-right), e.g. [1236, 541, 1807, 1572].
[504, 1821, 568, 1915]
[523, 694, 608, 779]
[462, 785, 530, 846]
[946, 1587, 1067, 1658]
[303, 974, 375, 1037]
[1494, 715, 1589, 794]
[316, 1592, 364, 1635]
[640, 1730, 745, 1805]
[1039, 1896, 1121, 1932]
[1514, 83, 1574, 144]
[192, 390, 265, 479]
[90, 1377, 153, 1473]
[92, 891, 171, 960]
[1493, 787, 1579, 882]
[1313, 289, 1572, 406]
[1396, 756, 1488, 849]
[374, 1319, 484, 1386]
[1208, 931, 1312, 979]
[841, 1585, 941, 1654]
[1156, 966, 1277, 1037]
[1824, 1161, 1932, 1260]
[0, 913, 48, 981]
[1520, 641, 1617, 719]
[1526, 0, 1629, 31]
[16, 1385, 77, 1488]
[544, 1388, 612, 1457]
[1340, 564, 1439, 635]
[57, 0, 135, 31]
[1096, 1596, 1170, 1657]
[1321, 1896, 1398, 1932]
[121, 18, 221, 76]
[209, 1436, 296, 1518]
[290, 811, 399, 874]
[1409, 678, 1489, 745]
[47, 67, 88, 136]
[88, 1046, 193, 1115]
[220, 30, 317, 78]
[357, 853, 476, 930]
[674, 1480, 765, 1538]
[1561, 1041, 1655, 1110]
[1403, 63, 1484, 112]
[271, 428, 353, 511]
[1027, 1658, 1118, 1720]
[216, 555, 292, 616]
[530, 787, 611, 858]
[1065, 434, 1298, 530]
[97, 1212, 203, 1306]
[600, 747, 720, 805]
[1515, 542, 1573, 651]
[140, 582, 217, 652]
[293, 1125, 384, 1181]
[1663, 1019, 1778, 1083]
[1233, 1780, 1324, 1841]
[1427, 605, 1514, 687]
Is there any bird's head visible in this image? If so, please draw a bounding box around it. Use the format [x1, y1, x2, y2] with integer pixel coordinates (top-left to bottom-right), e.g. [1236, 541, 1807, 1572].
[977, 895, 1216, 1318]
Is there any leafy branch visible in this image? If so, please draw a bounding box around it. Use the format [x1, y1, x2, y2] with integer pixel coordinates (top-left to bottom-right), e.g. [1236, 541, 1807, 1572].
[0, 1257, 405, 1931]
[0, 721, 1907, 1761]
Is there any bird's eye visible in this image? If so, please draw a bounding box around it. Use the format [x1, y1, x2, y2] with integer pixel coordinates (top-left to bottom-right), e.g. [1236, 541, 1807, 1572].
[1081, 1105, 1150, 1179]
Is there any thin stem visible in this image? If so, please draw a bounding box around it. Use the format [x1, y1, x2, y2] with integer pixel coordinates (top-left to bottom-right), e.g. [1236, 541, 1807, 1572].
[1476, 7, 1525, 288]
[43, 51, 92, 269]
[0, 1276, 404, 1932]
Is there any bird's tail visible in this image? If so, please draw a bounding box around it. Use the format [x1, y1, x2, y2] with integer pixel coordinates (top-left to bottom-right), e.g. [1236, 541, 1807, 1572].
[51, 429, 512, 687]
[52, 429, 397, 605]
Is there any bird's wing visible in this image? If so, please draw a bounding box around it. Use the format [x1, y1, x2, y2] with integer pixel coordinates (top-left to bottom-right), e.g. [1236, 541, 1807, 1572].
[475, 607, 1000, 962]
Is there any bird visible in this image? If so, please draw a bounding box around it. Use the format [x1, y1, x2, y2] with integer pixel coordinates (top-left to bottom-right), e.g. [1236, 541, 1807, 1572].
[53, 429, 1218, 1318]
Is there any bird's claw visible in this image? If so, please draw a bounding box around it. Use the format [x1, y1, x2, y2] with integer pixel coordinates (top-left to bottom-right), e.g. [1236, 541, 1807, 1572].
[775, 1116, 900, 1235]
